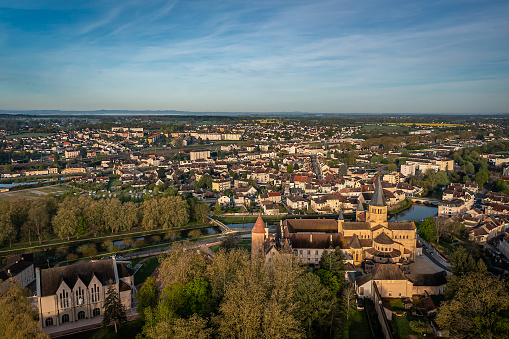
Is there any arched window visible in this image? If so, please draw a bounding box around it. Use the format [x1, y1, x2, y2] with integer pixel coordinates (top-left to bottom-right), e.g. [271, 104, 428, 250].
[78, 311, 86, 320]
[93, 308, 101, 317]
[45, 318, 53, 327]
[62, 314, 70, 323]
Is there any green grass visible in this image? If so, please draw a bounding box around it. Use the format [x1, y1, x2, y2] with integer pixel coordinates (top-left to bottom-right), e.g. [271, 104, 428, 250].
[134, 256, 160, 285]
[348, 310, 373, 339]
[363, 125, 407, 132]
[5, 132, 52, 139]
[59, 319, 143, 339]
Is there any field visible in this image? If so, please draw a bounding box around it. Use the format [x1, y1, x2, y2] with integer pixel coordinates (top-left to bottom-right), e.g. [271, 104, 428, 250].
[363, 125, 409, 132]
[0, 184, 72, 202]
[134, 256, 160, 285]
[5, 132, 52, 139]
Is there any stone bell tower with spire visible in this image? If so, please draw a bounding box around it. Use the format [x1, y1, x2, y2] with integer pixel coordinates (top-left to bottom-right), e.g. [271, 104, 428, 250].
[367, 179, 388, 226]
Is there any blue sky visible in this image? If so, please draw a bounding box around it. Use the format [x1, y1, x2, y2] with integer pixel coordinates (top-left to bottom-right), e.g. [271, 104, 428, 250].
[0, 0, 508, 113]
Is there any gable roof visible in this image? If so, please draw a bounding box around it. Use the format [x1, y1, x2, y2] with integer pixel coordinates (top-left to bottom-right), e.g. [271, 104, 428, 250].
[374, 232, 394, 245]
[405, 271, 447, 286]
[372, 264, 406, 280]
[40, 259, 133, 297]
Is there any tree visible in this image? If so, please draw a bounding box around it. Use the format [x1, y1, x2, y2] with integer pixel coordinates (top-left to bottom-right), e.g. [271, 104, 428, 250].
[449, 246, 477, 276]
[158, 243, 207, 288]
[188, 229, 202, 239]
[194, 203, 210, 223]
[136, 276, 159, 321]
[0, 202, 16, 247]
[27, 199, 51, 243]
[474, 168, 490, 188]
[287, 164, 293, 173]
[419, 216, 435, 242]
[436, 272, 509, 338]
[319, 247, 345, 278]
[103, 282, 127, 333]
[409, 320, 431, 335]
[0, 281, 49, 338]
[214, 202, 222, 215]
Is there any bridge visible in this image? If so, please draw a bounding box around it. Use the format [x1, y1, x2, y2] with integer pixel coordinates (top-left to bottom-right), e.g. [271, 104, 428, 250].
[207, 217, 231, 233]
[409, 197, 440, 205]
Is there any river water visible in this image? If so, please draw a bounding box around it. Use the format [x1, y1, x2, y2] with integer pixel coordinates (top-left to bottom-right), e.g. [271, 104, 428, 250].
[388, 205, 437, 222]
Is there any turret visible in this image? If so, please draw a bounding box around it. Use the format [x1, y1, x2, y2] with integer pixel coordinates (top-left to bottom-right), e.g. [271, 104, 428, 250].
[251, 216, 266, 257]
[367, 179, 388, 224]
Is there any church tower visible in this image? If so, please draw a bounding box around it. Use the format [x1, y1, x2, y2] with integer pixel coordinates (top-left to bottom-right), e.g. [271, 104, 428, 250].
[251, 216, 266, 257]
[367, 179, 388, 225]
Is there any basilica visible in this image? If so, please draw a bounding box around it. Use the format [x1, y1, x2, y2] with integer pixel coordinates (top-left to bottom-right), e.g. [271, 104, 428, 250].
[252, 179, 419, 267]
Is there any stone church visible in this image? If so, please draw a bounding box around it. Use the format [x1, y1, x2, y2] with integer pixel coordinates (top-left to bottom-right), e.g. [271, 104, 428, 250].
[252, 179, 419, 267]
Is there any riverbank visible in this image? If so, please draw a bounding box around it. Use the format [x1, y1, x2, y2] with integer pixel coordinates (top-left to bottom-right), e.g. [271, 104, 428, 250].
[388, 199, 413, 215]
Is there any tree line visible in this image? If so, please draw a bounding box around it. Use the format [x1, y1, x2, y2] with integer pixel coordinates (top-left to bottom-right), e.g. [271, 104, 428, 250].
[0, 195, 210, 247]
[134, 244, 354, 339]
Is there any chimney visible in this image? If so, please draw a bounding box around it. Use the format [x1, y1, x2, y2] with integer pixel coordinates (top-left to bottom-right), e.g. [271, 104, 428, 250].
[112, 255, 119, 284]
[310, 233, 313, 243]
[36, 268, 41, 297]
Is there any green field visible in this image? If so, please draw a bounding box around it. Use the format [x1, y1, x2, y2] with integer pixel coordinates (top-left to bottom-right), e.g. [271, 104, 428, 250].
[134, 256, 160, 285]
[5, 132, 52, 139]
[363, 125, 408, 132]
[0, 185, 72, 202]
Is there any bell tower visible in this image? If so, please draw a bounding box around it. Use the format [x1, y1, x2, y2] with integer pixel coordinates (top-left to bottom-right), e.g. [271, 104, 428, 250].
[367, 179, 388, 225]
[251, 216, 266, 257]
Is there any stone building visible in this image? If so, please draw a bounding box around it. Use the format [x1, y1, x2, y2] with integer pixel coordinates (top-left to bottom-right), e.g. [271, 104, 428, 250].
[252, 179, 418, 268]
[36, 257, 134, 329]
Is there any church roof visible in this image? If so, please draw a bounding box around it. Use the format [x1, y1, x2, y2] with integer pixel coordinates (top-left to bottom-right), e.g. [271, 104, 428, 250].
[349, 234, 362, 249]
[252, 216, 266, 234]
[405, 271, 447, 286]
[387, 222, 416, 230]
[369, 179, 387, 207]
[373, 232, 394, 245]
[285, 219, 338, 233]
[356, 200, 365, 211]
[342, 222, 370, 230]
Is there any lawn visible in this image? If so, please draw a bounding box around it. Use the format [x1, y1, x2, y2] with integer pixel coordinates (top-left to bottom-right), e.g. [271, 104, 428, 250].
[385, 299, 428, 339]
[59, 319, 143, 339]
[347, 309, 373, 339]
[134, 256, 160, 285]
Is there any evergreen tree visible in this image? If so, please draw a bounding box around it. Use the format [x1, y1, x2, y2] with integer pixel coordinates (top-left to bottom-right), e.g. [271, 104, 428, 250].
[103, 282, 127, 333]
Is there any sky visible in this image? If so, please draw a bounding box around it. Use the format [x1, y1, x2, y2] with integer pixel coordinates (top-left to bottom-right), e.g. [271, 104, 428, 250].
[0, 0, 508, 113]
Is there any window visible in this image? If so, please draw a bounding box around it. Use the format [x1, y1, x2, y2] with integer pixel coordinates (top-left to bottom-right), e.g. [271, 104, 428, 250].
[45, 318, 53, 327]
[389, 292, 392, 297]
[62, 314, 70, 323]
[315, 250, 318, 255]
[93, 308, 100, 317]
[78, 311, 86, 320]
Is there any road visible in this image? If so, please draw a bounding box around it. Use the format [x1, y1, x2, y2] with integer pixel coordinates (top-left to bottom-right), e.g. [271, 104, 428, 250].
[418, 237, 452, 273]
[309, 154, 322, 179]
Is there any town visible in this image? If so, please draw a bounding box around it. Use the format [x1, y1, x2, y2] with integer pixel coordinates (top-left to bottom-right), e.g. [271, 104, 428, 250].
[1, 113, 509, 339]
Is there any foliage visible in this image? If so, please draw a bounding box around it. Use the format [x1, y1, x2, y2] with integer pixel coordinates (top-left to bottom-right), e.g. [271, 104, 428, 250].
[136, 277, 159, 321]
[436, 272, 509, 339]
[103, 282, 127, 333]
[409, 320, 431, 335]
[0, 281, 49, 338]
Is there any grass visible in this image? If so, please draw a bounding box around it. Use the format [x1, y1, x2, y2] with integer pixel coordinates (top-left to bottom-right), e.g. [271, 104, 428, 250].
[134, 256, 160, 285]
[59, 319, 143, 339]
[5, 132, 52, 139]
[364, 125, 408, 132]
[385, 298, 428, 339]
[347, 309, 373, 339]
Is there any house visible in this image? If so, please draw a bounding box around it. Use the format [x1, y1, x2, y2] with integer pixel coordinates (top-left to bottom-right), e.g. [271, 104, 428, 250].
[286, 195, 309, 210]
[36, 257, 134, 329]
[0, 254, 35, 288]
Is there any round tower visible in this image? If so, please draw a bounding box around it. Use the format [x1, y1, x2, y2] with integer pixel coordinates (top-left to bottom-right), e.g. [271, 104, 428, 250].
[251, 216, 266, 257]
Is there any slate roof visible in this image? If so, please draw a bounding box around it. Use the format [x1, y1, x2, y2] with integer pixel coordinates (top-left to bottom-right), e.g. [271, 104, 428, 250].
[370, 179, 387, 207]
[349, 234, 362, 249]
[40, 259, 133, 297]
[355, 273, 373, 286]
[288, 233, 343, 249]
[285, 219, 338, 233]
[405, 271, 447, 286]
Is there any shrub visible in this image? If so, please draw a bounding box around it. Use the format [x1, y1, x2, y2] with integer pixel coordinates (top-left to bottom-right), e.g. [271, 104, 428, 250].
[133, 240, 146, 249]
[67, 253, 78, 261]
[121, 238, 133, 249]
[151, 235, 161, 243]
[188, 229, 202, 239]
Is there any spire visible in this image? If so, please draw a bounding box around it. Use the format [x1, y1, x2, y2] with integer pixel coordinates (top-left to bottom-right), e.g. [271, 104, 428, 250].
[356, 200, 364, 211]
[338, 210, 344, 221]
[370, 179, 387, 207]
[252, 216, 265, 234]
